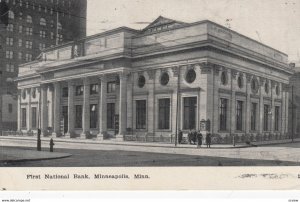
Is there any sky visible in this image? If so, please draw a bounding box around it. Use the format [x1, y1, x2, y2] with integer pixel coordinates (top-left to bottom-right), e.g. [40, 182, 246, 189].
[87, 0, 300, 62]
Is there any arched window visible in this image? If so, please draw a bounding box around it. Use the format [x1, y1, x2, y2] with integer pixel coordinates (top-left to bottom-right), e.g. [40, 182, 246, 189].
[40, 18, 46, 26]
[8, 11, 14, 19]
[237, 75, 243, 89]
[26, 15, 32, 23]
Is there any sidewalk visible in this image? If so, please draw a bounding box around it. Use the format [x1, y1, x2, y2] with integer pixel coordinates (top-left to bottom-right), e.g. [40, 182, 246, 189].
[1, 135, 299, 149]
[0, 146, 71, 163]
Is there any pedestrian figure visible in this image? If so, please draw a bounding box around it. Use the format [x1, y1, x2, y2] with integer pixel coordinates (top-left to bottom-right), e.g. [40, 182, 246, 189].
[188, 130, 192, 144]
[197, 131, 203, 148]
[192, 130, 197, 145]
[178, 130, 183, 144]
[50, 138, 55, 152]
[206, 133, 211, 148]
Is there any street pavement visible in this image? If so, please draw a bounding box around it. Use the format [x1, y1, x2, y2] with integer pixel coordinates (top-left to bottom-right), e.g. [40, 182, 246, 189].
[0, 136, 300, 166]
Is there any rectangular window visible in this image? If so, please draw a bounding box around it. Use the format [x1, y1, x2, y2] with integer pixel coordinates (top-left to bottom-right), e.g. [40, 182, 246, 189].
[107, 82, 116, 93]
[6, 37, 13, 46]
[264, 104, 270, 131]
[18, 39, 22, 47]
[62, 87, 68, 97]
[19, 25, 22, 33]
[18, 52, 22, 60]
[219, 98, 228, 131]
[183, 97, 197, 130]
[236, 100, 243, 131]
[136, 100, 146, 129]
[7, 24, 13, 31]
[75, 85, 83, 96]
[25, 54, 32, 61]
[32, 107, 37, 129]
[6, 64, 14, 72]
[158, 98, 170, 129]
[250, 103, 257, 131]
[275, 106, 280, 131]
[25, 40, 32, 49]
[90, 104, 98, 129]
[8, 104, 12, 113]
[21, 108, 26, 128]
[90, 84, 99, 95]
[26, 27, 32, 35]
[75, 105, 82, 128]
[6, 51, 13, 59]
[107, 103, 115, 129]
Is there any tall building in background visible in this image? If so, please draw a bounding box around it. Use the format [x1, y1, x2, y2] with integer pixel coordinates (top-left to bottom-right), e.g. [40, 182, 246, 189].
[0, 0, 87, 131]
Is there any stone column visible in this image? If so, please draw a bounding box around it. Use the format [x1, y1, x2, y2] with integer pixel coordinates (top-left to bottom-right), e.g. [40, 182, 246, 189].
[270, 81, 275, 133]
[281, 83, 286, 135]
[52, 82, 61, 136]
[171, 67, 179, 134]
[285, 90, 289, 134]
[118, 72, 128, 138]
[258, 77, 264, 134]
[66, 81, 75, 137]
[98, 76, 107, 138]
[147, 69, 156, 135]
[245, 74, 251, 133]
[230, 70, 237, 133]
[27, 89, 32, 131]
[82, 78, 90, 137]
[126, 73, 133, 130]
[41, 84, 48, 136]
[17, 92, 21, 131]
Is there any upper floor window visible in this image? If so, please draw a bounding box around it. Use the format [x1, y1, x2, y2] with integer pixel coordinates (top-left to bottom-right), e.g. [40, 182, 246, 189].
[90, 84, 99, 95]
[185, 69, 196, 84]
[75, 85, 83, 96]
[137, 75, 145, 88]
[39, 30, 46, 38]
[6, 37, 13, 46]
[8, 11, 14, 19]
[26, 27, 33, 35]
[25, 53, 32, 62]
[18, 25, 22, 33]
[6, 51, 13, 59]
[7, 24, 13, 31]
[19, 0, 22, 6]
[26, 15, 32, 23]
[62, 87, 68, 97]
[40, 18, 46, 26]
[160, 72, 169, 86]
[25, 1, 28, 8]
[25, 40, 32, 49]
[39, 43, 46, 50]
[107, 82, 116, 93]
[6, 64, 14, 72]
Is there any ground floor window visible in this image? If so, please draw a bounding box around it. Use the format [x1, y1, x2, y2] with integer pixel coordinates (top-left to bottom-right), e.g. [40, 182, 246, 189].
[107, 103, 115, 129]
[21, 108, 26, 128]
[264, 104, 270, 131]
[31, 107, 37, 129]
[136, 100, 146, 129]
[250, 103, 257, 131]
[90, 104, 98, 129]
[219, 98, 228, 131]
[75, 105, 82, 128]
[274, 106, 280, 131]
[236, 100, 243, 131]
[158, 98, 170, 129]
[183, 97, 197, 130]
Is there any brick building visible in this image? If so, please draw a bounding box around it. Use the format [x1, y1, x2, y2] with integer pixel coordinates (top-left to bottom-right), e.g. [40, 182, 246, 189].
[15, 16, 293, 143]
[0, 0, 87, 131]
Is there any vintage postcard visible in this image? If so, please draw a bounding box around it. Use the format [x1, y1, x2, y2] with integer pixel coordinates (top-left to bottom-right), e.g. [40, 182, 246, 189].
[0, 0, 300, 191]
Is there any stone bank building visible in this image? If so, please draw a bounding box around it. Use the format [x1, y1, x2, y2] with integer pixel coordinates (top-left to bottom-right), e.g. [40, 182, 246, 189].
[16, 16, 293, 143]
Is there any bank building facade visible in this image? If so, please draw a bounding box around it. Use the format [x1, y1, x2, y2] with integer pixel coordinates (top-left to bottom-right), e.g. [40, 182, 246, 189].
[16, 16, 293, 143]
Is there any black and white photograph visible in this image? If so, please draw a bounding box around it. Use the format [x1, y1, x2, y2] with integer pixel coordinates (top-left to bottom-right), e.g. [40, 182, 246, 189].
[0, 0, 300, 193]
